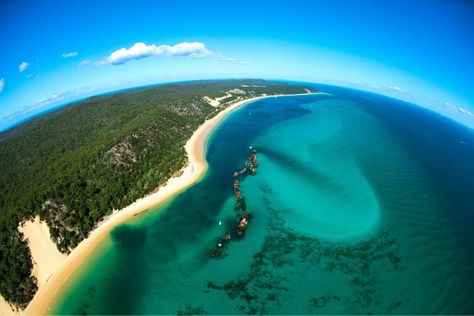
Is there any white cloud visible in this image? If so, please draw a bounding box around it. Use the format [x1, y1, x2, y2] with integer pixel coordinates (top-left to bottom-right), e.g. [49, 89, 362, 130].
[445, 102, 474, 117]
[389, 86, 403, 92]
[1, 92, 71, 125]
[80, 59, 93, 66]
[215, 54, 250, 65]
[445, 102, 457, 110]
[19, 62, 29, 72]
[34, 93, 67, 107]
[62, 51, 79, 58]
[0, 78, 4, 92]
[78, 41, 246, 67]
[107, 42, 212, 65]
[0, 86, 99, 130]
[457, 107, 474, 116]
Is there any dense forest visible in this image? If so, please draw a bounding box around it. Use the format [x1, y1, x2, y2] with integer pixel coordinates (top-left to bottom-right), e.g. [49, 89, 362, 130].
[0, 79, 315, 308]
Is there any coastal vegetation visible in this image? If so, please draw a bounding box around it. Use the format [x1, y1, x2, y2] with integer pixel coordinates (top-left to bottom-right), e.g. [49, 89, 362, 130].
[0, 80, 314, 308]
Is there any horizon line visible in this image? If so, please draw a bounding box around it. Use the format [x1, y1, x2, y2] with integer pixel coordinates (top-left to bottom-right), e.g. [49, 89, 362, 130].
[1, 78, 473, 134]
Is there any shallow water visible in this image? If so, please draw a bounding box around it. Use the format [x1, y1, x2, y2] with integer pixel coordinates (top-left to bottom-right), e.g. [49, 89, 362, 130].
[52, 86, 474, 314]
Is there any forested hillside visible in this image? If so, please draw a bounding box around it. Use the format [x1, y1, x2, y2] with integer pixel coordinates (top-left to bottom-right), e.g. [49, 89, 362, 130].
[0, 79, 315, 307]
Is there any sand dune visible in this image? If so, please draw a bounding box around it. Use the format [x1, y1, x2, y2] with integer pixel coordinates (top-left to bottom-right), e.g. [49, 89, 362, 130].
[18, 217, 67, 288]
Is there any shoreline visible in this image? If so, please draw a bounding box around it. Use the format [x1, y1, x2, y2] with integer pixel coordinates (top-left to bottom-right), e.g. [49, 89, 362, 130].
[23, 92, 316, 315]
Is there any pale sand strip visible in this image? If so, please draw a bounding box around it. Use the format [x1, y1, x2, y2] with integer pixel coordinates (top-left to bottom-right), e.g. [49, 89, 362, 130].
[19, 92, 315, 315]
[0, 296, 22, 316]
[18, 217, 67, 288]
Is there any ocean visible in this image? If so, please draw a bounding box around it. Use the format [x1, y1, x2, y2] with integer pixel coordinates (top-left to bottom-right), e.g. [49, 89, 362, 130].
[52, 85, 474, 314]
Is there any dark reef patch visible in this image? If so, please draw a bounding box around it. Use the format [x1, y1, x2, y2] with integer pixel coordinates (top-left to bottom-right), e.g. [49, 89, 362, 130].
[111, 224, 148, 251]
[176, 304, 206, 315]
[206, 184, 403, 314]
[309, 295, 341, 309]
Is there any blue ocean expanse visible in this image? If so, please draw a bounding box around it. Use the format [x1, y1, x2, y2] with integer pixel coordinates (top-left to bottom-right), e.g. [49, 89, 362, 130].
[52, 85, 474, 314]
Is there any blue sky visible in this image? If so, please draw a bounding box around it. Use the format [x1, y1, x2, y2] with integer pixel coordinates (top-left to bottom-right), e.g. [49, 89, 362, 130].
[1, 0, 473, 130]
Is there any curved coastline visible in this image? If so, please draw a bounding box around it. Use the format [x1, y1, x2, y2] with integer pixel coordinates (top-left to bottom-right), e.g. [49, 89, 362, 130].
[24, 92, 315, 315]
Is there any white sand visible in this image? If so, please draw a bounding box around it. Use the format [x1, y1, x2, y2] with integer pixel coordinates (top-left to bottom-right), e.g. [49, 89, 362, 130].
[18, 217, 67, 287]
[0, 295, 22, 316]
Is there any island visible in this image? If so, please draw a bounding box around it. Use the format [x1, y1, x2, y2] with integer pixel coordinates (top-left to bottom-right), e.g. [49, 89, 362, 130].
[0, 79, 316, 313]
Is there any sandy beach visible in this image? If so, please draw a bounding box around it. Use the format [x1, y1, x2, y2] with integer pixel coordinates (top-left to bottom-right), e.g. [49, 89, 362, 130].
[2, 92, 314, 315]
[18, 217, 68, 288]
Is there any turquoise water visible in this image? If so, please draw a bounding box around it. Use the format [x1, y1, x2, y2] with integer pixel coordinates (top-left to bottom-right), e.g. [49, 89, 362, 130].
[52, 86, 474, 314]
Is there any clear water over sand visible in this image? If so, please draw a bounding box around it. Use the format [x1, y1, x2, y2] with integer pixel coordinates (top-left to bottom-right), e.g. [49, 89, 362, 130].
[52, 86, 474, 314]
